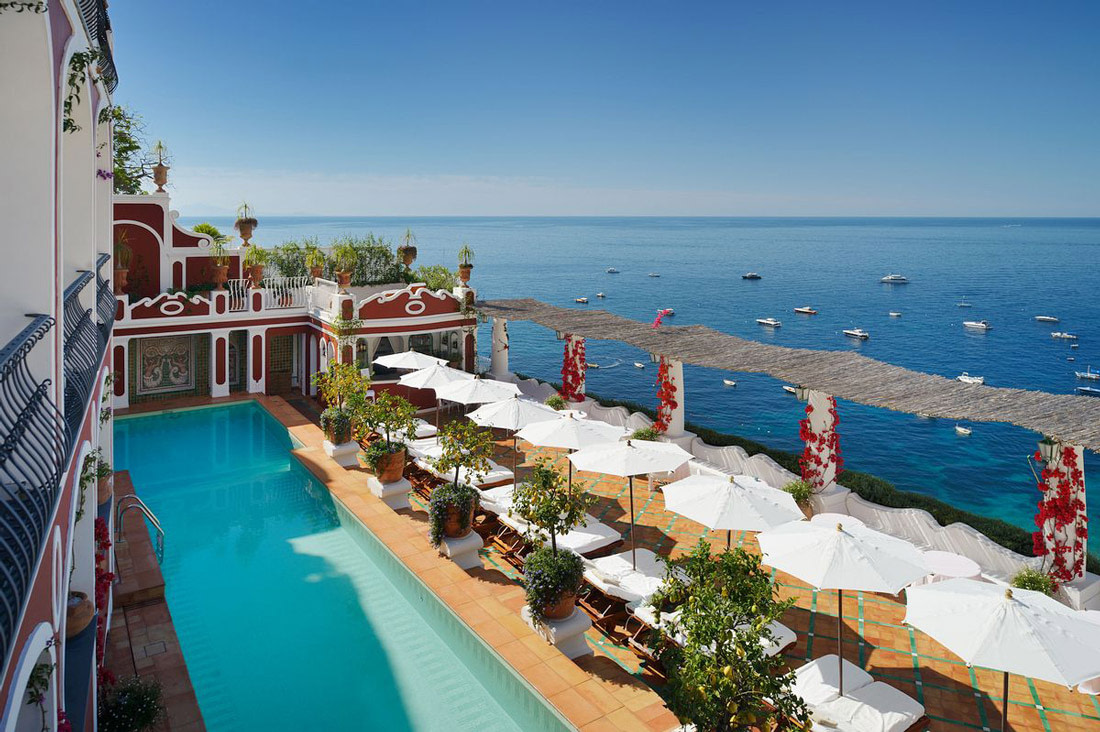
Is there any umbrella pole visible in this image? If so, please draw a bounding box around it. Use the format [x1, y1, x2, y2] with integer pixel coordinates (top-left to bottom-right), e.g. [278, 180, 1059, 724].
[435, 398, 441, 444]
[1002, 671, 1009, 732]
[726, 529, 731, 550]
[838, 589, 845, 697]
[568, 449, 573, 490]
[512, 434, 518, 477]
[629, 475, 637, 569]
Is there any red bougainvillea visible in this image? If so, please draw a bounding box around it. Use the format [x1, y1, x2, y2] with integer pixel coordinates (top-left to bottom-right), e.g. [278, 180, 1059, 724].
[94, 517, 114, 664]
[1032, 446, 1088, 588]
[560, 336, 587, 402]
[654, 357, 678, 433]
[798, 397, 844, 492]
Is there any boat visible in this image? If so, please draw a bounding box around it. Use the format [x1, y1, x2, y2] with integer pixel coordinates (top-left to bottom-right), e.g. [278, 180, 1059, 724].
[1071, 343, 1080, 349]
[664, 308, 675, 316]
[596, 292, 605, 298]
[742, 272, 762, 280]
[1052, 332, 1078, 340]
[723, 379, 737, 387]
[956, 300, 972, 308]
[606, 267, 620, 274]
[648, 272, 661, 278]
[1069, 357, 1076, 362]
[880, 274, 909, 283]
[955, 424, 972, 436]
[633, 362, 645, 369]
[782, 385, 798, 395]
[889, 311, 902, 317]
[957, 372, 985, 385]
[574, 297, 588, 304]
[1035, 315, 1059, 323]
[1076, 386, 1100, 398]
[963, 320, 992, 331]
[794, 306, 818, 315]
[843, 328, 870, 340]
[756, 317, 782, 328]
[1076, 366, 1100, 381]
[588, 362, 600, 369]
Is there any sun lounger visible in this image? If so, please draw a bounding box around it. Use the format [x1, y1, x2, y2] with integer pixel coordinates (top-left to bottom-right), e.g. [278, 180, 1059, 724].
[625, 603, 796, 661]
[579, 548, 666, 630]
[405, 437, 439, 460]
[413, 446, 514, 489]
[479, 484, 516, 515]
[793, 655, 874, 706]
[809, 682, 927, 732]
[494, 511, 622, 567]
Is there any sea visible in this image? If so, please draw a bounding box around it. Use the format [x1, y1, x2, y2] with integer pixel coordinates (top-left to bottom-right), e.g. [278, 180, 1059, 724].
[179, 216, 1100, 553]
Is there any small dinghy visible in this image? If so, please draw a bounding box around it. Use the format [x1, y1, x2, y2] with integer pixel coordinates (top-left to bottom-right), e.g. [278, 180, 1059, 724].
[782, 385, 798, 395]
[606, 267, 619, 274]
[1035, 315, 1059, 322]
[794, 306, 818, 315]
[633, 362, 645, 369]
[1071, 343, 1080, 349]
[722, 379, 737, 387]
[957, 372, 985, 385]
[1052, 332, 1078, 340]
[955, 424, 972, 436]
[588, 362, 600, 369]
[648, 272, 661, 278]
[889, 311, 902, 317]
[843, 328, 870, 340]
[596, 292, 605, 298]
[574, 297, 588, 304]
[956, 300, 972, 308]
[756, 317, 782, 328]
[963, 320, 992, 331]
[880, 274, 909, 283]
[742, 272, 762, 280]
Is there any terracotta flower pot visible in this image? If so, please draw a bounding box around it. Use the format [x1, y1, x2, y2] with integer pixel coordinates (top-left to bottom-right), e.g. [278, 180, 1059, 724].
[66, 591, 95, 638]
[248, 264, 265, 288]
[542, 592, 577, 621]
[325, 423, 351, 445]
[400, 247, 417, 267]
[153, 163, 169, 192]
[799, 502, 814, 520]
[212, 264, 229, 290]
[113, 268, 128, 295]
[458, 263, 473, 284]
[377, 447, 406, 483]
[97, 476, 112, 505]
[336, 271, 352, 292]
[310, 265, 323, 279]
[443, 503, 475, 539]
[237, 222, 254, 242]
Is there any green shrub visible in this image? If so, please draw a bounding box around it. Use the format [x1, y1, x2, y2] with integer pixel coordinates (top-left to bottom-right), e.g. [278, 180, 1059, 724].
[523, 546, 584, 626]
[98, 676, 166, 732]
[428, 481, 479, 547]
[241, 244, 268, 268]
[544, 394, 568, 411]
[783, 479, 814, 506]
[414, 263, 457, 291]
[630, 426, 660, 441]
[1012, 567, 1056, 596]
[270, 241, 308, 279]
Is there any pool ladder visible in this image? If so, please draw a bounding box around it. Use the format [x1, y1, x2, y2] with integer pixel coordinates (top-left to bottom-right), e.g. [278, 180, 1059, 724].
[115, 494, 165, 564]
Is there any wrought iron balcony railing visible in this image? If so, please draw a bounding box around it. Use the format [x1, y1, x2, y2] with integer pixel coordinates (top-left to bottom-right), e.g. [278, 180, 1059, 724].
[0, 316, 66, 672]
[76, 0, 117, 92]
[62, 271, 100, 447]
[96, 253, 115, 347]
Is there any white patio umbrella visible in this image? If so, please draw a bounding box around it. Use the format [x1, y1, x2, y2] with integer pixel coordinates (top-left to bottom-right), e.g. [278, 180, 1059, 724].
[397, 364, 474, 437]
[373, 350, 448, 371]
[758, 520, 929, 695]
[662, 473, 803, 549]
[568, 440, 692, 567]
[906, 578, 1100, 731]
[467, 396, 559, 474]
[435, 377, 521, 406]
[515, 412, 627, 488]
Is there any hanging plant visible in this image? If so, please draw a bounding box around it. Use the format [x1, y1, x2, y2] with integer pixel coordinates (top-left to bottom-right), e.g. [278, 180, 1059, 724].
[63, 49, 101, 133]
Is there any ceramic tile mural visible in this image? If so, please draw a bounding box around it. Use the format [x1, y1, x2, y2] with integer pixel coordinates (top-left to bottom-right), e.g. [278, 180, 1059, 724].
[136, 335, 195, 395]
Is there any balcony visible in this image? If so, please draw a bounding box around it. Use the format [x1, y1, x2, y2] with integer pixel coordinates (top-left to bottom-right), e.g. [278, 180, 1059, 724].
[62, 271, 100, 446]
[0, 316, 66, 670]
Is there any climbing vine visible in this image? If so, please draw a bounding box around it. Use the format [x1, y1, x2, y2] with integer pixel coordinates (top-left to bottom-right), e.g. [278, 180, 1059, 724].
[63, 49, 101, 133]
[654, 357, 678, 433]
[559, 336, 586, 402]
[94, 517, 114, 664]
[1032, 445, 1088, 588]
[797, 397, 844, 493]
[26, 660, 53, 732]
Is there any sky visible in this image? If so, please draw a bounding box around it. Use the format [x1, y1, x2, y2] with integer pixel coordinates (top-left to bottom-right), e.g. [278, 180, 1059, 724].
[109, 1, 1100, 217]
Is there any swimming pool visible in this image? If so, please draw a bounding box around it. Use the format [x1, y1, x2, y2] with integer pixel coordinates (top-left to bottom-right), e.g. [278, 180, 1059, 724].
[114, 401, 570, 731]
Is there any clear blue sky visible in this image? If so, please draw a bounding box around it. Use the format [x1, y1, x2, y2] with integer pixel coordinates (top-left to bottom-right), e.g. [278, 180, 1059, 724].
[110, 1, 1100, 216]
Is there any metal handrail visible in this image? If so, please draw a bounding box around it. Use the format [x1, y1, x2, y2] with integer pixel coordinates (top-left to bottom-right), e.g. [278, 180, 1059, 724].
[115, 495, 165, 564]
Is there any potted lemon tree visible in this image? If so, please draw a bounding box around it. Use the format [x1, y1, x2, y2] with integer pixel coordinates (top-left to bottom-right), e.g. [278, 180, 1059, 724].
[429, 421, 493, 546]
[360, 391, 418, 483]
[312, 361, 371, 445]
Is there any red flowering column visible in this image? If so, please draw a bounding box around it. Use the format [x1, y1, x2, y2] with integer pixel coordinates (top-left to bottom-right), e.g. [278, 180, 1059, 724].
[489, 317, 510, 379]
[560, 335, 587, 402]
[1033, 442, 1088, 587]
[654, 357, 684, 435]
[798, 390, 844, 493]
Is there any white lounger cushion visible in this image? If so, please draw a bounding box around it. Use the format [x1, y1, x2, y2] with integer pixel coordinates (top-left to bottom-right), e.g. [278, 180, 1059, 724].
[479, 484, 516, 515]
[811, 681, 925, 732]
[394, 419, 436, 442]
[496, 511, 620, 557]
[583, 549, 665, 603]
[405, 437, 439, 459]
[794, 655, 874, 706]
[414, 446, 514, 488]
[629, 604, 795, 657]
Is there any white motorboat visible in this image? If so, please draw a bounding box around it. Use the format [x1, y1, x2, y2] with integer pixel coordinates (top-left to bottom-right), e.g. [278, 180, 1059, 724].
[742, 272, 762, 280]
[588, 362, 600, 369]
[574, 297, 588, 304]
[1069, 357, 1076, 362]
[723, 379, 737, 387]
[606, 267, 620, 274]
[843, 328, 870, 340]
[1071, 343, 1080, 349]
[596, 292, 605, 298]
[633, 362, 645, 369]
[1035, 315, 1059, 323]
[663, 308, 675, 316]
[889, 311, 902, 317]
[1076, 386, 1100, 398]
[956, 299, 972, 307]
[955, 424, 972, 436]
[957, 372, 985, 385]
[880, 274, 909, 284]
[648, 272, 661, 278]
[793, 306, 818, 315]
[1052, 332, 1078, 340]
[1076, 366, 1100, 381]
[782, 385, 798, 395]
[756, 317, 782, 328]
[963, 320, 992, 331]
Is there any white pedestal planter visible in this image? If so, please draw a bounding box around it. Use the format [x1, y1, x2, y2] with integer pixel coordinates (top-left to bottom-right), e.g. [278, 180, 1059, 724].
[438, 530, 484, 570]
[367, 476, 411, 511]
[521, 605, 592, 659]
[323, 440, 360, 468]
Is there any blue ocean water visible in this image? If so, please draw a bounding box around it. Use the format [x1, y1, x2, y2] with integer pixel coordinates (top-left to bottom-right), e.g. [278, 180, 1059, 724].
[181, 216, 1100, 552]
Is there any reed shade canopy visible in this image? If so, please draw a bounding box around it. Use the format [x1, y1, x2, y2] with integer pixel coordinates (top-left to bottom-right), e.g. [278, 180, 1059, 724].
[514, 412, 628, 488]
[758, 520, 930, 697]
[661, 474, 803, 549]
[397, 364, 474, 438]
[904, 578, 1100, 732]
[466, 396, 559, 474]
[568, 440, 692, 568]
[479, 298, 1100, 450]
[373, 350, 448, 371]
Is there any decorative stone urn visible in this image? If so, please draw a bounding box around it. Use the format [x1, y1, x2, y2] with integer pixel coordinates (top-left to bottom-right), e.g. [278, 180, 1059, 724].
[376, 448, 406, 484]
[66, 591, 95, 638]
[153, 163, 169, 192]
[310, 265, 323, 280]
[336, 271, 352, 293]
[398, 245, 417, 268]
[443, 503, 476, 539]
[97, 475, 112, 505]
[248, 264, 265, 289]
[541, 592, 578, 621]
[212, 265, 229, 290]
[113, 268, 128, 295]
[458, 263, 473, 284]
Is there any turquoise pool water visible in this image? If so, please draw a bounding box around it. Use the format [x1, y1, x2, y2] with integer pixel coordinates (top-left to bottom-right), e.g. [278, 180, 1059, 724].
[114, 402, 569, 731]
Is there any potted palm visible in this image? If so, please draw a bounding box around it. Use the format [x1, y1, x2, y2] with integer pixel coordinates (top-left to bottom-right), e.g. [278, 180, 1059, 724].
[234, 202, 258, 245]
[192, 222, 231, 289]
[457, 243, 474, 284]
[782, 479, 815, 519]
[513, 459, 596, 624]
[331, 240, 358, 293]
[113, 232, 132, 295]
[151, 140, 169, 192]
[397, 228, 418, 269]
[360, 391, 417, 483]
[242, 245, 268, 288]
[429, 420, 494, 546]
[305, 245, 326, 280]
